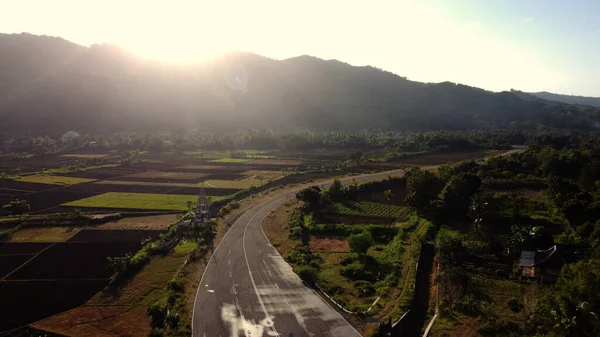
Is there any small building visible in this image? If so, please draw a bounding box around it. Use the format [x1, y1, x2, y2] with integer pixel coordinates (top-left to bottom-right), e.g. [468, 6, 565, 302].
[518, 244, 585, 281]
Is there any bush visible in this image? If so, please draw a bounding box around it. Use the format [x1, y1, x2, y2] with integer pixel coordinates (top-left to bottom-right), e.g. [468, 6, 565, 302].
[167, 279, 184, 293]
[147, 299, 168, 328]
[347, 231, 374, 255]
[506, 297, 523, 313]
[354, 280, 375, 297]
[296, 265, 318, 282]
[165, 312, 180, 329]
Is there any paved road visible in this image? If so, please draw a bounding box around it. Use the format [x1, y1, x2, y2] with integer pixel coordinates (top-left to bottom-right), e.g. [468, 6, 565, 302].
[192, 169, 407, 337]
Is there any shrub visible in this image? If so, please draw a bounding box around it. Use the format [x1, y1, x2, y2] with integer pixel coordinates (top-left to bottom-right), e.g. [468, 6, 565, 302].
[167, 279, 184, 293]
[347, 231, 374, 255]
[147, 299, 168, 328]
[506, 297, 523, 313]
[296, 265, 318, 282]
[354, 280, 375, 297]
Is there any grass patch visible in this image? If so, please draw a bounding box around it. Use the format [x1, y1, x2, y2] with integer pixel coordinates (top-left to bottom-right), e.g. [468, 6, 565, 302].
[18, 175, 96, 186]
[62, 192, 220, 211]
[208, 158, 251, 163]
[89, 250, 190, 306]
[174, 241, 198, 254]
[330, 201, 410, 218]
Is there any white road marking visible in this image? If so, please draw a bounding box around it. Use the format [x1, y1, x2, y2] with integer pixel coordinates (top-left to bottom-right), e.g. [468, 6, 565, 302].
[243, 207, 281, 337]
[230, 272, 233, 278]
[275, 283, 279, 289]
[208, 289, 215, 293]
[258, 249, 261, 255]
[229, 259, 231, 265]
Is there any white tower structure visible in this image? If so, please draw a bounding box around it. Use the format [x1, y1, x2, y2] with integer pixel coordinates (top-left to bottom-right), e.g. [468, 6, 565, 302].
[194, 187, 210, 224]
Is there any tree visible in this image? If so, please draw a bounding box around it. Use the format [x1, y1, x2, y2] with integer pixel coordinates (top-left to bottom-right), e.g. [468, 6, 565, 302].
[349, 151, 364, 167]
[3, 199, 31, 215]
[348, 231, 374, 255]
[440, 173, 482, 217]
[405, 167, 444, 214]
[533, 259, 600, 336]
[296, 186, 322, 211]
[326, 179, 345, 202]
[384, 189, 394, 222]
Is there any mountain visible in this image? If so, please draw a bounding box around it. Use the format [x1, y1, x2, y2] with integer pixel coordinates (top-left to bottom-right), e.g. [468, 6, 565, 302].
[1, 33, 599, 137]
[529, 91, 600, 108]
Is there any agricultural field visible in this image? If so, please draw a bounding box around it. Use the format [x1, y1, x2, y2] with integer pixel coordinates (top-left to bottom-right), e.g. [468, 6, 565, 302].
[330, 201, 411, 219]
[0, 215, 172, 332]
[208, 158, 251, 163]
[18, 175, 96, 186]
[0, 146, 504, 333]
[62, 192, 219, 211]
[8, 226, 83, 242]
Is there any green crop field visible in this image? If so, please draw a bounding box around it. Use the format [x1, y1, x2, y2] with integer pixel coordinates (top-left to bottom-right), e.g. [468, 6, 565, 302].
[18, 175, 96, 186]
[62, 192, 219, 211]
[330, 201, 409, 218]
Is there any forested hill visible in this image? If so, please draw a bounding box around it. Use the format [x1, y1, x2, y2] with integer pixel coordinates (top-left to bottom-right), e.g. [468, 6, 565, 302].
[529, 91, 600, 108]
[1, 33, 600, 137]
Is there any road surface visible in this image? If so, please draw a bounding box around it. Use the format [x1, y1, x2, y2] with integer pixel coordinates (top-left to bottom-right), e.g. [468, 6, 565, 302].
[192, 169, 408, 337]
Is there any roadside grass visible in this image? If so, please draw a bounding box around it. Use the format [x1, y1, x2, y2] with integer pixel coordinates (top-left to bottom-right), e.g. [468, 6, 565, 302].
[8, 226, 83, 242]
[330, 201, 411, 218]
[89, 246, 193, 306]
[174, 240, 198, 254]
[262, 201, 297, 256]
[317, 252, 378, 308]
[18, 175, 96, 186]
[208, 158, 251, 163]
[62, 192, 220, 211]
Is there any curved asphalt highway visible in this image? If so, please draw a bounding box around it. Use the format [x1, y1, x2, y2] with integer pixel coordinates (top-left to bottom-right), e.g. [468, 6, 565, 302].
[192, 170, 406, 337]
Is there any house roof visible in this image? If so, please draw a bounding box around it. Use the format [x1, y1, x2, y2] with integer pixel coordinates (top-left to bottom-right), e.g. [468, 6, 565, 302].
[518, 244, 586, 268]
[519, 251, 536, 267]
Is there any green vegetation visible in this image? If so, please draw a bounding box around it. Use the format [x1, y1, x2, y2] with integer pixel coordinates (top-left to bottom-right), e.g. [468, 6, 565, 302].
[62, 192, 219, 211]
[3, 198, 31, 215]
[18, 175, 96, 185]
[330, 201, 410, 219]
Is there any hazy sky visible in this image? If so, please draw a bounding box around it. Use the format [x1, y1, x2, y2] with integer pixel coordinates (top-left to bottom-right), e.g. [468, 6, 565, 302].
[1, 0, 599, 96]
